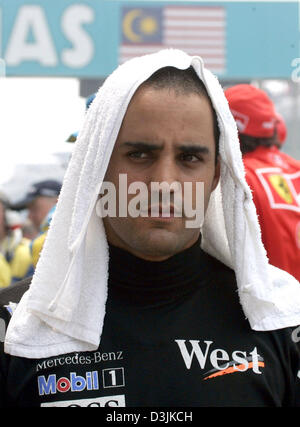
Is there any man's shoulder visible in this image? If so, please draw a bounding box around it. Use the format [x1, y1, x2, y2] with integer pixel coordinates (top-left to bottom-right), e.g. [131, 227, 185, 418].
[243, 150, 266, 168]
[0, 276, 32, 307]
[277, 150, 300, 171]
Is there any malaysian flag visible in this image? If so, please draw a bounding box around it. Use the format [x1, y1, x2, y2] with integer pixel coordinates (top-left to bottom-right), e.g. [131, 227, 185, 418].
[119, 6, 226, 74]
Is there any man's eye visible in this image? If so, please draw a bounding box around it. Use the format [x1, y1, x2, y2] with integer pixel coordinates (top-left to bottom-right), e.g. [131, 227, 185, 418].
[127, 151, 149, 159]
[180, 153, 201, 163]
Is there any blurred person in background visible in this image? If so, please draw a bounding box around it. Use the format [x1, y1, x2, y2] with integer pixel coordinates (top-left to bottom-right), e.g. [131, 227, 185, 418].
[275, 112, 287, 146]
[0, 192, 32, 288]
[225, 84, 300, 282]
[21, 218, 39, 240]
[13, 180, 62, 270]
[13, 180, 61, 230]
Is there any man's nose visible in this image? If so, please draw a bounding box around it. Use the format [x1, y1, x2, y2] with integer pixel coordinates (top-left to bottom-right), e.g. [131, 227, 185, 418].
[150, 156, 178, 186]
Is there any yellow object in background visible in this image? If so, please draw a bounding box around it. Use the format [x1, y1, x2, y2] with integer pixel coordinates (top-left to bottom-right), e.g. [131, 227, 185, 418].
[0, 253, 11, 288]
[31, 232, 47, 268]
[10, 238, 33, 281]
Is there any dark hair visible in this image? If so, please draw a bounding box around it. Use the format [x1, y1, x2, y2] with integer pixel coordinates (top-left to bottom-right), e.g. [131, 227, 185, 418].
[239, 132, 281, 154]
[141, 66, 220, 163]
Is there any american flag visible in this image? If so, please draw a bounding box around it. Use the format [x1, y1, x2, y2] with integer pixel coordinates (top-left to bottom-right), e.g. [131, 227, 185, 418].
[119, 6, 226, 74]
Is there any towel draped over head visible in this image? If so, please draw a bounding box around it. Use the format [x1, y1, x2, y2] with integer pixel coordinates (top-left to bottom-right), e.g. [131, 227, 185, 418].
[4, 49, 300, 359]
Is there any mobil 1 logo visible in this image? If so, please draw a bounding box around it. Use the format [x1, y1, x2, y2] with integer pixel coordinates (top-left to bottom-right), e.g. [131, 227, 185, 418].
[103, 367, 125, 388]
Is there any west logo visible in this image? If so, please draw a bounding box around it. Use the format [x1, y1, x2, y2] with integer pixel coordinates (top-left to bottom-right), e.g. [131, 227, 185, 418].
[38, 371, 99, 396]
[175, 340, 264, 379]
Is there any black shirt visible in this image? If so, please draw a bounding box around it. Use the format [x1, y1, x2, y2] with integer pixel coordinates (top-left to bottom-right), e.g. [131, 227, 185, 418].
[0, 240, 300, 407]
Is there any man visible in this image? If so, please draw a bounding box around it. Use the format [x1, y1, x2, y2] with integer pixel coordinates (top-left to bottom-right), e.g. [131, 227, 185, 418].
[13, 180, 61, 269]
[0, 50, 300, 407]
[225, 84, 300, 281]
[13, 180, 62, 230]
[0, 192, 32, 288]
[101, 68, 220, 261]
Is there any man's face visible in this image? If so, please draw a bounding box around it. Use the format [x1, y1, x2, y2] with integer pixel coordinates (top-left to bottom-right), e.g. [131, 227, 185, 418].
[102, 86, 220, 261]
[27, 196, 56, 229]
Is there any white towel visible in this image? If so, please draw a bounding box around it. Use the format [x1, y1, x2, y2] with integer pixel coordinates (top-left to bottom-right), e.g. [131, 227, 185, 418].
[5, 49, 300, 359]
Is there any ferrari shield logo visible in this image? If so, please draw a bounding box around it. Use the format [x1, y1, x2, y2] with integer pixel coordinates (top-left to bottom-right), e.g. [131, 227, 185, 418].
[268, 174, 293, 204]
[256, 167, 300, 212]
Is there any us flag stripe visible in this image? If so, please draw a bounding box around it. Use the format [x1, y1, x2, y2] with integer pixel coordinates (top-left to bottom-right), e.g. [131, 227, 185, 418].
[119, 6, 226, 73]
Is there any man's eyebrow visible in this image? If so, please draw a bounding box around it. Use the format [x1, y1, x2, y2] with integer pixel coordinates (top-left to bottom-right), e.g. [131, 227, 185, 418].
[122, 141, 210, 155]
[177, 145, 210, 155]
[122, 141, 162, 151]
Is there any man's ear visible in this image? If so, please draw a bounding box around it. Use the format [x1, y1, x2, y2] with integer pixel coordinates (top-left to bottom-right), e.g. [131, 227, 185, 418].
[212, 157, 221, 192]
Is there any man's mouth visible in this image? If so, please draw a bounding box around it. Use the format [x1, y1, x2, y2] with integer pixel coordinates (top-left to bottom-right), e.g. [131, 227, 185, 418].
[146, 204, 181, 219]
